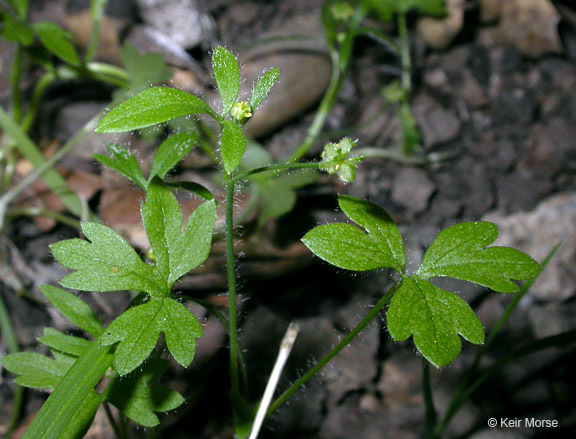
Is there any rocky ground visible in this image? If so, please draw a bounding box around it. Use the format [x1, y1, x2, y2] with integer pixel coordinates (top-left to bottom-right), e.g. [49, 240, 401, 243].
[1, 0, 576, 438]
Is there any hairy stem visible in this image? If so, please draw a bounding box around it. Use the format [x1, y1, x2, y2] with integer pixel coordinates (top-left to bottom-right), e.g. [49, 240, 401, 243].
[267, 283, 397, 416]
[232, 162, 319, 185]
[422, 359, 437, 439]
[225, 181, 241, 405]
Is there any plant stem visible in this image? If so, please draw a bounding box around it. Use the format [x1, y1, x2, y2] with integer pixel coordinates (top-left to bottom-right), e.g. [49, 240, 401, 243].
[0, 106, 85, 220]
[267, 283, 397, 416]
[85, 0, 109, 64]
[85, 62, 130, 88]
[0, 112, 100, 229]
[287, 48, 342, 163]
[7, 207, 81, 229]
[225, 180, 241, 405]
[232, 162, 319, 185]
[422, 359, 437, 439]
[286, 7, 365, 163]
[397, 12, 411, 95]
[103, 403, 125, 439]
[20, 71, 57, 133]
[9, 45, 23, 123]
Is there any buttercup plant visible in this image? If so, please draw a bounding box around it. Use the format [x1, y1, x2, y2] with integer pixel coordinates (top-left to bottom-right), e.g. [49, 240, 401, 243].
[2, 44, 543, 439]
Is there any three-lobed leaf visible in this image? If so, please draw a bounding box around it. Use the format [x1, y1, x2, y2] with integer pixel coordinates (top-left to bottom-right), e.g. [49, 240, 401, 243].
[416, 222, 540, 293]
[212, 46, 240, 116]
[220, 119, 247, 174]
[387, 276, 484, 367]
[50, 222, 165, 296]
[96, 87, 215, 133]
[303, 196, 540, 367]
[101, 298, 203, 375]
[302, 195, 405, 273]
[250, 67, 280, 110]
[107, 359, 185, 427]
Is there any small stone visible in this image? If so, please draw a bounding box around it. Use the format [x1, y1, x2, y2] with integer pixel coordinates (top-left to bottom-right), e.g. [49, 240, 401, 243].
[459, 70, 488, 107]
[484, 192, 576, 301]
[414, 95, 462, 147]
[479, 0, 563, 58]
[391, 168, 435, 214]
[136, 0, 215, 49]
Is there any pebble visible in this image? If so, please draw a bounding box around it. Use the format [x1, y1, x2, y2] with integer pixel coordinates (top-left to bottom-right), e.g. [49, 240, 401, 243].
[136, 0, 215, 49]
[414, 95, 462, 147]
[391, 167, 435, 215]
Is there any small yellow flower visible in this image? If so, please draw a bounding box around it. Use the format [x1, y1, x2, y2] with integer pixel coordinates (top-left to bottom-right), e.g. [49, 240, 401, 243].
[231, 101, 253, 123]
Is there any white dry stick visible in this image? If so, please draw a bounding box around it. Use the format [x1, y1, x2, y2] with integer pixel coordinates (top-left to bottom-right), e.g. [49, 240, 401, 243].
[248, 322, 300, 439]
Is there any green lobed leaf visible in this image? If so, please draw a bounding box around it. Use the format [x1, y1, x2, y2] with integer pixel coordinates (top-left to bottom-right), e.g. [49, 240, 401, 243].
[220, 119, 246, 174]
[250, 67, 280, 110]
[96, 87, 215, 133]
[142, 178, 217, 286]
[50, 222, 165, 296]
[41, 285, 103, 337]
[38, 328, 91, 357]
[212, 46, 240, 116]
[149, 130, 199, 181]
[107, 359, 185, 427]
[416, 222, 540, 293]
[1, 352, 69, 390]
[32, 22, 80, 66]
[101, 297, 203, 375]
[387, 276, 485, 368]
[302, 196, 405, 273]
[94, 143, 147, 189]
